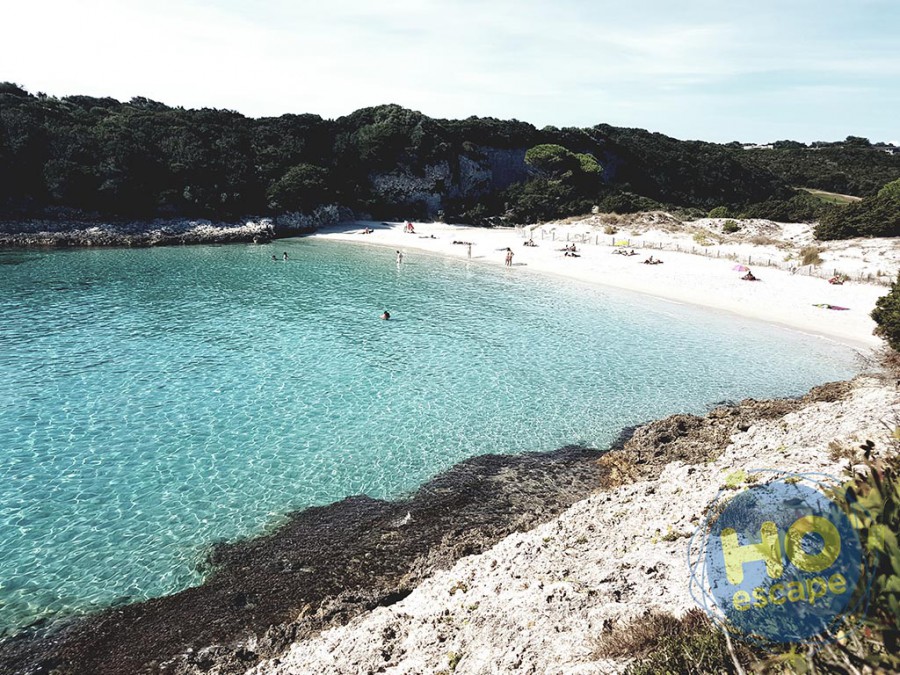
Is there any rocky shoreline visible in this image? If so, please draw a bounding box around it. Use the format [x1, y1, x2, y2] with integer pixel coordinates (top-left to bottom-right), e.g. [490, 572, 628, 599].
[248, 375, 897, 675]
[2, 375, 890, 675]
[0, 206, 355, 248]
[0, 445, 610, 675]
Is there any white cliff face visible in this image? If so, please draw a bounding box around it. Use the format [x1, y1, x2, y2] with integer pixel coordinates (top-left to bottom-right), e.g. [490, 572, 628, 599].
[370, 164, 454, 216]
[273, 205, 355, 230]
[248, 376, 898, 675]
[366, 147, 529, 216]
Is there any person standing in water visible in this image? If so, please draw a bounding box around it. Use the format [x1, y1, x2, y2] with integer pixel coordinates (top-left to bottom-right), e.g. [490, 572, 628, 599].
[380, 310, 391, 320]
[505, 248, 513, 267]
[467, 243, 472, 259]
[283, 251, 288, 261]
[396, 250, 403, 264]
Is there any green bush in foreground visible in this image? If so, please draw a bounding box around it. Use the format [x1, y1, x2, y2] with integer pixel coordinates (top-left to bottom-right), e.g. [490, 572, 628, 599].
[595, 446, 900, 674]
[872, 273, 900, 352]
[832, 442, 900, 671]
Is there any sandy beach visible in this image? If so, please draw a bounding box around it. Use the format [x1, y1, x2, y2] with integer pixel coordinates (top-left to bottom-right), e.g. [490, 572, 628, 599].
[311, 218, 895, 352]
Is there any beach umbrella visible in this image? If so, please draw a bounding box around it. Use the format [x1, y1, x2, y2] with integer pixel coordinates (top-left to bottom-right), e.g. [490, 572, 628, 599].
[733, 264, 749, 272]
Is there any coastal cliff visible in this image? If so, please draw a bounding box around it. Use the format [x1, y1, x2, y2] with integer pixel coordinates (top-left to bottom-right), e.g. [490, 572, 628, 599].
[2, 374, 894, 675]
[245, 375, 896, 675]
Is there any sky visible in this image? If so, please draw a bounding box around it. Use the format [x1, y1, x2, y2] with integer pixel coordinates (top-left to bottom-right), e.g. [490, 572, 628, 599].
[3, 0, 898, 144]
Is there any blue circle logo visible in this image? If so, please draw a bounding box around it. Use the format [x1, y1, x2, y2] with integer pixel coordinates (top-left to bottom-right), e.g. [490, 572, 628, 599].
[691, 475, 868, 644]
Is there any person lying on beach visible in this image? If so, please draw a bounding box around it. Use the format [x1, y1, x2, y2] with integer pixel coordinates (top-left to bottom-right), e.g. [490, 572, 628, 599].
[564, 250, 580, 257]
[828, 275, 845, 285]
[741, 271, 759, 281]
[453, 240, 473, 245]
[643, 256, 663, 265]
[523, 239, 537, 247]
[361, 227, 373, 234]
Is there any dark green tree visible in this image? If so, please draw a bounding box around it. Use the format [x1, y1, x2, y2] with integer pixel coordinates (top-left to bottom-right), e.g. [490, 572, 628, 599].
[524, 144, 581, 180]
[266, 164, 331, 212]
[872, 274, 900, 352]
[816, 179, 900, 239]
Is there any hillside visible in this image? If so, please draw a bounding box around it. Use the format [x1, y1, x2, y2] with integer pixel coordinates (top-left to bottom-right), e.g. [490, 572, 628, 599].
[2, 83, 899, 228]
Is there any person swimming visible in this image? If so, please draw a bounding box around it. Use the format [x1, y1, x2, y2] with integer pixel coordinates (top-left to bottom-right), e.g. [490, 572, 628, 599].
[380, 310, 391, 320]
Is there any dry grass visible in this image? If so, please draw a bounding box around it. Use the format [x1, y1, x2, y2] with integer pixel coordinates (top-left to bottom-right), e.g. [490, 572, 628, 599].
[593, 609, 754, 674]
[827, 439, 860, 463]
[748, 234, 781, 247]
[800, 246, 824, 266]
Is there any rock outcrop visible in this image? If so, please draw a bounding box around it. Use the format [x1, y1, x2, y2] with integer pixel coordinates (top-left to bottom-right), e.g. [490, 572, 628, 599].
[0, 376, 889, 675]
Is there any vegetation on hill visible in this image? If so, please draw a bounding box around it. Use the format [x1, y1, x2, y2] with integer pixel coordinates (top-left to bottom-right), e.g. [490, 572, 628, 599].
[815, 178, 900, 239]
[872, 271, 900, 352]
[743, 137, 900, 197]
[1, 84, 898, 229]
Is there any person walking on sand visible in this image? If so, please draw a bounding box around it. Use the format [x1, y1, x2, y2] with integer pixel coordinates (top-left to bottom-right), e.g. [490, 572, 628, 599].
[505, 248, 513, 267]
[396, 250, 403, 264]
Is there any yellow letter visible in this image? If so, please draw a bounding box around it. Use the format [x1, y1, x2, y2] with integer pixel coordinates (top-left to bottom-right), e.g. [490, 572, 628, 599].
[806, 577, 828, 605]
[752, 587, 768, 608]
[786, 581, 806, 602]
[733, 590, 751, 611]
[769, 583, 786, 605]
[721, 521, 783, 585]
[829, 573, 847, 595]
[785, 516, 841, 573]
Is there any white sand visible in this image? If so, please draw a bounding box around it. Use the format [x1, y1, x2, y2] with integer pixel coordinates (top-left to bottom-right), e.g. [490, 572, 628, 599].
[311, 219, 896, 351]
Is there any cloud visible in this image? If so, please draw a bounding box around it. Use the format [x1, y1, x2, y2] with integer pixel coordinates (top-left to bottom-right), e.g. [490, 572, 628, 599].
[2, 0, 897, 141]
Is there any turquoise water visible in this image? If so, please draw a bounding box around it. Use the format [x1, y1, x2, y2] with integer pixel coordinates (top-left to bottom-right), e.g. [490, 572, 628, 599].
[0, 239, 860, 634]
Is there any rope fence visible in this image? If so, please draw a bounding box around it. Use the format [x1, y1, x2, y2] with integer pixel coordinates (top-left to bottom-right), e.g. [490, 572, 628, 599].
[523, 226, 892, 287]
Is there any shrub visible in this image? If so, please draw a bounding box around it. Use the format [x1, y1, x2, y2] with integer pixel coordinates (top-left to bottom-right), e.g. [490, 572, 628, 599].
[722, 220, 741, 233]
[748, 235, 780, 246]
[872, 273, 900, 352]
[692, 231, 714, 246]
[603, 225, 617, 235]
[595, 192, 662, 215]
[708, 206, 729, 218]
[800, 246, 823, 266]
[823, 442, 900, 672]
[594, 609, 753, 674]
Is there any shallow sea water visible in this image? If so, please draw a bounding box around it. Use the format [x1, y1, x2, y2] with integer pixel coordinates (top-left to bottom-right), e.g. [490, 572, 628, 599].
[0, 239, 861, 634]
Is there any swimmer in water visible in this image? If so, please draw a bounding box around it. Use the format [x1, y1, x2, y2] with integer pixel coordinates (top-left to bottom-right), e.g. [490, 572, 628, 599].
[380, 311, 391, 320]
